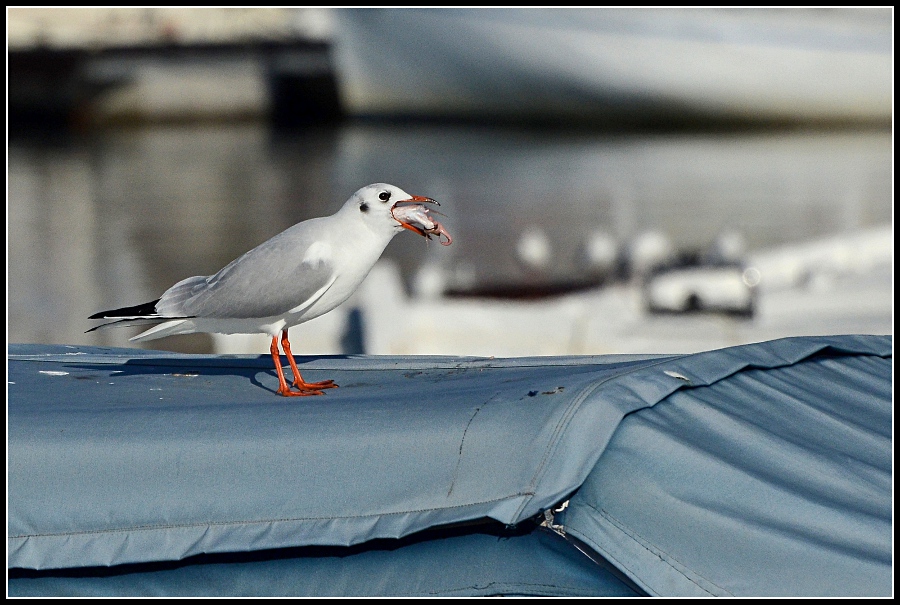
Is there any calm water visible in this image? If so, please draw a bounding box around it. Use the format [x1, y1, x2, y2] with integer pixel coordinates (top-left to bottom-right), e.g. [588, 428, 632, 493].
[8, 122, 892, 353]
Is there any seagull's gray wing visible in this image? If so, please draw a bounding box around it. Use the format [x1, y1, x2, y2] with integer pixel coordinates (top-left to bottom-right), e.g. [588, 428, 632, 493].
[156, 223, 336, 320]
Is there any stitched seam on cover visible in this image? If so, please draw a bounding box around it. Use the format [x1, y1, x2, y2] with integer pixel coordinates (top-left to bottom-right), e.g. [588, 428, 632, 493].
[579, 502, 731, 596]
[422, 581, 616, 596]
[563, 526, 661, 596]
[9, 492, 534, 539]
[514, 356, 686, 520]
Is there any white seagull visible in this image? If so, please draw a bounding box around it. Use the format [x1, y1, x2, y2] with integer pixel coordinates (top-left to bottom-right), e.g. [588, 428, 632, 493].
[88, 183, 452, 397]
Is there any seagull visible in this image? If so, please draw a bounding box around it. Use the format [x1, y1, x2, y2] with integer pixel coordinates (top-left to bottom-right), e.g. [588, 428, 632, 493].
[88, 183, 452, 397]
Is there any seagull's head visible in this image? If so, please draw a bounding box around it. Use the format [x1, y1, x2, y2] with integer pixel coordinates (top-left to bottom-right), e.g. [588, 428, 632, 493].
[349, 183, 451, 245]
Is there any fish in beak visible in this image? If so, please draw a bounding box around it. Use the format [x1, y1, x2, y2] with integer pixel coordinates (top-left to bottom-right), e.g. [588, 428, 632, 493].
[391, 196, 453, 245]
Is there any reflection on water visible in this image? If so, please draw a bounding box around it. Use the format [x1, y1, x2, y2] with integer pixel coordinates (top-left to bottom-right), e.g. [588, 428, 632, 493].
[8, 122, 892, 353]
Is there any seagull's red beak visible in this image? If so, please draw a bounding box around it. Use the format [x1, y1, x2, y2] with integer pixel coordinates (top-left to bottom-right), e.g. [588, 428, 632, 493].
[405, 195, 438, 204]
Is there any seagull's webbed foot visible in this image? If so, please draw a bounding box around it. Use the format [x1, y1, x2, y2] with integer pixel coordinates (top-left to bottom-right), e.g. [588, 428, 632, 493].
[277, 384, 326, 397]
[292, 378, 338, 390]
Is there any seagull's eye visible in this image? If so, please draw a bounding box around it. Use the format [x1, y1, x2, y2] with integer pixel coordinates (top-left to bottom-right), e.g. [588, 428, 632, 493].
[378, 191, 391, 202]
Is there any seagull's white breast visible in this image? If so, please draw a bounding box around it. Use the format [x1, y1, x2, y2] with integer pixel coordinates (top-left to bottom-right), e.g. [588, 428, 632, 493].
[284, 217, 391, 326]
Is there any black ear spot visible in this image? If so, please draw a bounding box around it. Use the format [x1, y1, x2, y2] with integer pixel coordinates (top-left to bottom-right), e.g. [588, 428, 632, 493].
[360, 202, 369, 212]
[379, 191, 391, 202]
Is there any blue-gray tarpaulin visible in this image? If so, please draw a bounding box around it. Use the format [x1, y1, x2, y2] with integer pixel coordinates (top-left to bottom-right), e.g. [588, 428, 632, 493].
[8, 525, 642, 597]
[7, 335, 892, 596]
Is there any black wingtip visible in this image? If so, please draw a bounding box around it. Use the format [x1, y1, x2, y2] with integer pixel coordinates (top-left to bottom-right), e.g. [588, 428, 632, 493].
[88, 299, 161, 320]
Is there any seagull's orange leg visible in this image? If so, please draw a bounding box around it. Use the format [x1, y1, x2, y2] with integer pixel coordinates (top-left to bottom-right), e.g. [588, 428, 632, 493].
[270, 334, 324, 397]
[281, 329, 338, 391]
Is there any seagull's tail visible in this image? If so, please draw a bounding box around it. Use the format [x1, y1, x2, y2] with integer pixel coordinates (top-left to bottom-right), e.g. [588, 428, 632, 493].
[87, 299, 193, 341]
[129, 320, 194, 342]
[86, 317, 170, 333]
[88, 299, 162, 321]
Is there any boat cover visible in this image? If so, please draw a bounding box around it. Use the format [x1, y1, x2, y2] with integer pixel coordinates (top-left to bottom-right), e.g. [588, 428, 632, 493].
[7, 335, 892, 596]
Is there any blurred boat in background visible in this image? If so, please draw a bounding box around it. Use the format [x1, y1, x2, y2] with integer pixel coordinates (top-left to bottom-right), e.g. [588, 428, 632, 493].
[8, 8, 893, 128]
[332, 8, 893, 127]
